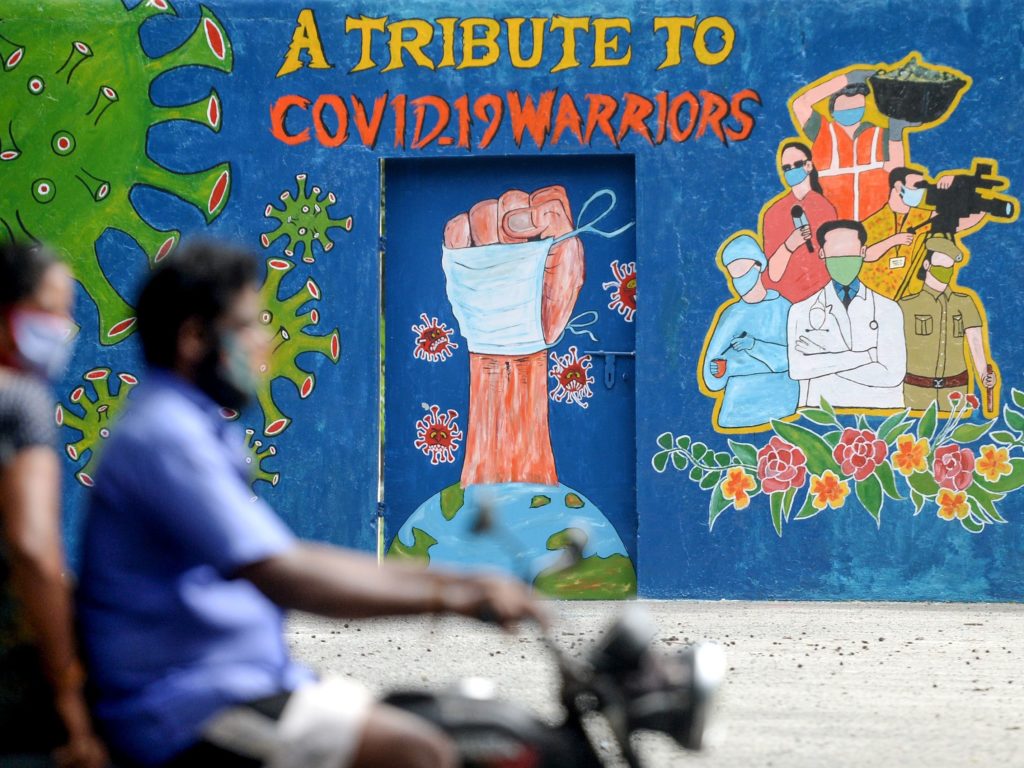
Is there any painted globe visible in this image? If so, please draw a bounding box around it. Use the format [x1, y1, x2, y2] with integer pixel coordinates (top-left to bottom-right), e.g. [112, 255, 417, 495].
[388, 482, 636, 599]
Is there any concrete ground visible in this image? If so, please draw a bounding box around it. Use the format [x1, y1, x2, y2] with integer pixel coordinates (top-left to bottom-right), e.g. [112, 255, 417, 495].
[288, 601, 1023, 768]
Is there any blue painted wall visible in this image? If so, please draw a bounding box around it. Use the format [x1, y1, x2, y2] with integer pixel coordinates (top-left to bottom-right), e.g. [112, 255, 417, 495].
[5, 0, 1020, 598]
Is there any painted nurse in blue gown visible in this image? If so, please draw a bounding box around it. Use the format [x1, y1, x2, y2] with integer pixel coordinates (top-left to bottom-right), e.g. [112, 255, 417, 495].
[702, 233, 798, 429]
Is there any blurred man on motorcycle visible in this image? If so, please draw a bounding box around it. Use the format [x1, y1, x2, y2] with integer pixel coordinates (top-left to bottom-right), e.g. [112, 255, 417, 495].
[77, 240, 546, 768]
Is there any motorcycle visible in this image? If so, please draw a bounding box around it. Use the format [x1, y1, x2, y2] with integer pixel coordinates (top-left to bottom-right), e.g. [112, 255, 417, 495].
[384, 498, 727, 768]
[384, 605, 726, 768]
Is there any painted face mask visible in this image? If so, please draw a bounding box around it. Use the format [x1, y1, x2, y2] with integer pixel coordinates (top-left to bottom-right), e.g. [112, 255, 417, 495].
[443, 189, 634, 355]
[825, 255, 864, 286]
[8, 309, 75, 382]
[929, 264, 955, 284]
[899, 185, 925, 207]
[731, 264, 762, 297]
[833, 106, 865, 126]
[783, 166, 808, 188]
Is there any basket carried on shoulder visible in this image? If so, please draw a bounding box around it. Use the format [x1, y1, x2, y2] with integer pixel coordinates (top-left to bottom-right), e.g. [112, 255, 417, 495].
[869, 57, 967, 124]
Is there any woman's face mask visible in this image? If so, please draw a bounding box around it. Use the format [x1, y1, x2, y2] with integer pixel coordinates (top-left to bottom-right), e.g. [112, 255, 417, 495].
[7, 308, 75, 382]
[783, 165, 808, 188]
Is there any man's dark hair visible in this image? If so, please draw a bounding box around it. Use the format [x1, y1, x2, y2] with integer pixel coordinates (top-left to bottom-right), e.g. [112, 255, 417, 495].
[888, 167, 919, 190]
[136, 240, 258, 368]
[816, 219, 868, 248]
[829, 82, 870, 113]
[0, 241, 60, 310]
[779, 139, 824, 195]
[917, 252, 935, 281]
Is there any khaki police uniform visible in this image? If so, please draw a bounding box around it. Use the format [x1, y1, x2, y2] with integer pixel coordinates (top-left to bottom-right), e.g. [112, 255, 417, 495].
[899, 283, 982, 411]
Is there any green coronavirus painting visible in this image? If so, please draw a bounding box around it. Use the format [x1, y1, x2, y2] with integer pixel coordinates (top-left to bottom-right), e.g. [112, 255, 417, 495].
[55, 367, 138, 487]
[0, 0, 233, 344]
[262, 173, 353, 264]
[257, 258, 341, 436]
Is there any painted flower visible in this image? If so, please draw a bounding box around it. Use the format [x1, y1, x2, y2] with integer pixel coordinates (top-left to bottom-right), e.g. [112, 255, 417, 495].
[933, 444, 976, 491]
[948, 392, 963, 403]
[722, 467, 756, 510]
[833, 428, 888, 482]
[891, 434, 929, 477]
[976, 445, 1012, 483]
[965, 393, 980, 409]
[936, 489, 970, 521]
[756, 437, 807, 494]
[810, 470, 850, 510]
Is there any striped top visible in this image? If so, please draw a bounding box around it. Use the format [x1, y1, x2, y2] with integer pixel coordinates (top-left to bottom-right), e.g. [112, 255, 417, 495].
[0, 368, 56, 657]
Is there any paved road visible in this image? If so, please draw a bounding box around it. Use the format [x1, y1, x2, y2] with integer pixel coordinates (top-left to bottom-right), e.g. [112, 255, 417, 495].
[288, 601, 1022, 767]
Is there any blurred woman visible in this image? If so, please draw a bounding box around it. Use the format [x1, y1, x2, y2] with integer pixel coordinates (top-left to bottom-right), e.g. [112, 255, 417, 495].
[0, 241, 106, 767]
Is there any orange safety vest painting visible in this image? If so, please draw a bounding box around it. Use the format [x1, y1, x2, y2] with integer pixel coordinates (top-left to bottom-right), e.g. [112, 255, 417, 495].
[812, 120, 889, 220]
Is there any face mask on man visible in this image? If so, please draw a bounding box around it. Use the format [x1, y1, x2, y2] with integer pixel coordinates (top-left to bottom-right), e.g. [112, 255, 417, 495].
[928, 264, 955, 284]
[833, 106, 865, 126]
[899, 185, 925, 207]
[825, 255, 864, 286]
[7, 308, 75, 382]
[783, 166, 808, 188]
[196, 329, 256, 411]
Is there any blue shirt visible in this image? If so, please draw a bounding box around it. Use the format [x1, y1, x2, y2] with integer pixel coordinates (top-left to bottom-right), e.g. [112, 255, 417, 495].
[833, 278, 862, 305]
[77, 372, 312, 765]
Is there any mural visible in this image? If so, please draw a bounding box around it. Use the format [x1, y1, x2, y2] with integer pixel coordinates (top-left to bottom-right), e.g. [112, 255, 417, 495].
[674, 54, 1019, 542]
[55, 368, 138, 487]
[385, 178, 638, 599]
[0, 0, 233, 342]
[261, 173, 353, 263]
[253, 257, 341, 437]
[2, 1, 1020, 599]
[697, 55, 1017, 433]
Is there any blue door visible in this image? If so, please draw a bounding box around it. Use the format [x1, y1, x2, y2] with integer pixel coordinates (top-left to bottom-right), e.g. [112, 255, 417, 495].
[383, 156, 637, 598]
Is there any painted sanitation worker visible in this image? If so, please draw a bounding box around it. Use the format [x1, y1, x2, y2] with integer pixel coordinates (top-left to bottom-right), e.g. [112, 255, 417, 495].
[76, 241, 547, 768]
[0, 242, 108, 767]
[792, 69, 912, 220]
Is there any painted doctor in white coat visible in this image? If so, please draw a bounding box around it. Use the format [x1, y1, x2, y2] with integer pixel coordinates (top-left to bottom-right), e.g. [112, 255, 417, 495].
[788, 220, 906, 409]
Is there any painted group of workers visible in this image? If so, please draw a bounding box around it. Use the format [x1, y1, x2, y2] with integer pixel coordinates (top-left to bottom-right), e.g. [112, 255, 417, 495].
[704, 70, 995, 429]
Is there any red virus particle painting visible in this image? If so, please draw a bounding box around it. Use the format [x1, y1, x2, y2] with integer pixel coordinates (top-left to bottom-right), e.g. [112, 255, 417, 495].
[602, 260, 637, 322]
[548, 346, 595, 409]
[414, 404, 463, 465]
[411, 313, 458, 362]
